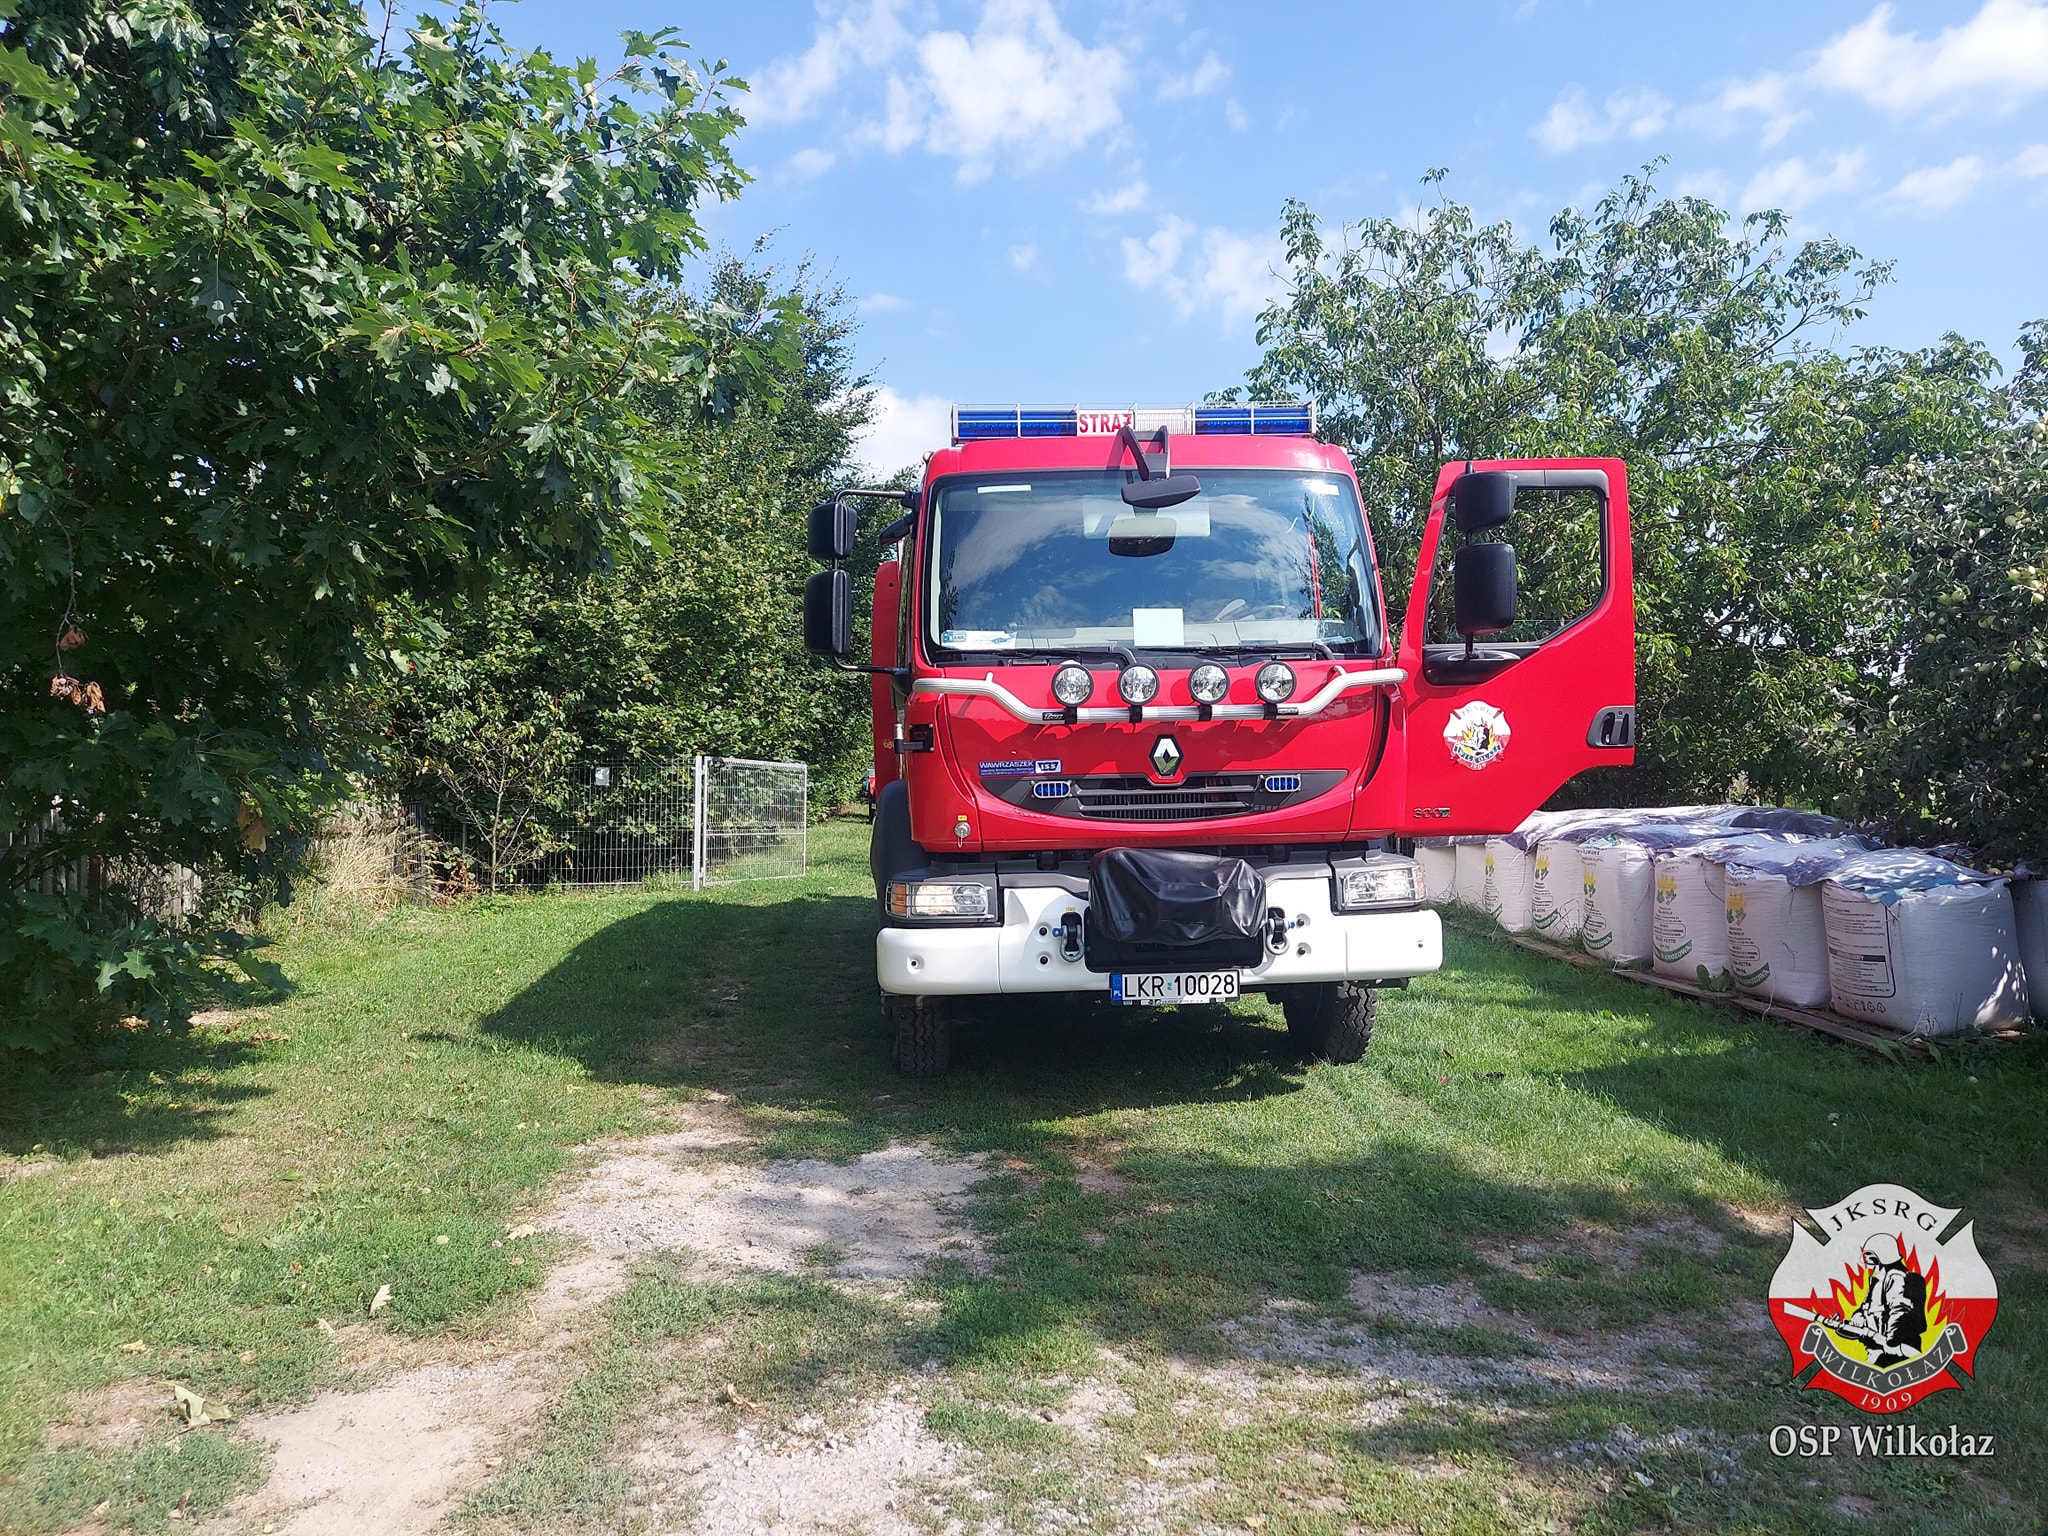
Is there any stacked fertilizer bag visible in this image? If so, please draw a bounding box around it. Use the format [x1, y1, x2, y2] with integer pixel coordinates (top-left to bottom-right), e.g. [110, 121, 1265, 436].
[1820, 850, 2032, 1035]
[1512, 806, 1740, 946]
[1580, 822, 1738, 967]
[1414, 839, 1459, 908]
[1720, 838, 1885, 1008]
[1647, 812, 1858, 989]
[1482, 810, 1611, 934]
[2016, 867, 2048, 1023]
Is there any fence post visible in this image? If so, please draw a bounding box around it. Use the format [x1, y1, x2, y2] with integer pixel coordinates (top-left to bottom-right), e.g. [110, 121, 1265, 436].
[691, 754, 707, 892]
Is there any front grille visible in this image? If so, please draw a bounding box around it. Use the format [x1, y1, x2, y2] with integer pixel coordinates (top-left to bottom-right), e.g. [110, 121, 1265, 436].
[978, 766, 1346, 823]
[1069, 773, 1266, 821]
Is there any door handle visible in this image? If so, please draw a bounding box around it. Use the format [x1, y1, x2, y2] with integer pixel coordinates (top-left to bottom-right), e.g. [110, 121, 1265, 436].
[1587, 706, 1635, 748]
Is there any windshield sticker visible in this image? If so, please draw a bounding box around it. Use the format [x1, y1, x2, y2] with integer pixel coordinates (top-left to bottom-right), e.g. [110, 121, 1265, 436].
[979, 759, 1061, 777]
[1132, 608, 1185, 646]
[1444, 701, 1512, 770]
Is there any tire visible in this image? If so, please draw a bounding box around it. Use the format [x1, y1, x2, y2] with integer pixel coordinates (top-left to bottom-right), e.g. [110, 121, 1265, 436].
[1279, 982, 1378, 1063]
[886, 992, 952, 1078]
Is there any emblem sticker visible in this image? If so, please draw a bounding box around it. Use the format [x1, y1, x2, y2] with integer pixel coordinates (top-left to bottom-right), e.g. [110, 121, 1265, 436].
[978, 759, 1059, 777]
[1443, 701, 1511, 770]
[1768, 1182, 1998, 1414]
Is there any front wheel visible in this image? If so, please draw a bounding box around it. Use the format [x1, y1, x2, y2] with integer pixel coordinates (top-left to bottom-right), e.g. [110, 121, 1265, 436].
[885, 993, 952, 1078]
[1277, 982, 1378, 1063]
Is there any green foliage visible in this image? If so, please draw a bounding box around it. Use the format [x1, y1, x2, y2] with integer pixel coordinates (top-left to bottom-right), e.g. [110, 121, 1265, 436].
[364, 258, 876, 860]
[1237, 167, 2015, 814]
[0, 4, 767, 1041]
[1849, 325, 2048, 863]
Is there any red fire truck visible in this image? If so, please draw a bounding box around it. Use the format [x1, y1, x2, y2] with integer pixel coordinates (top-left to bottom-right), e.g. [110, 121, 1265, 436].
[805, 405, 1634, 1074]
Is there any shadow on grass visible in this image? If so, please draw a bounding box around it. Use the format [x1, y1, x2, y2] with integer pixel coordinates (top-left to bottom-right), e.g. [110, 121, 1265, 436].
[0, 1031, 276, 1158]
[474, 890, 1312, 1132]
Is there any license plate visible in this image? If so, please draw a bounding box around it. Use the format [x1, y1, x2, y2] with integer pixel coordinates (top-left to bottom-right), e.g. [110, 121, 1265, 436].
[1110, 971, 1240, 1005]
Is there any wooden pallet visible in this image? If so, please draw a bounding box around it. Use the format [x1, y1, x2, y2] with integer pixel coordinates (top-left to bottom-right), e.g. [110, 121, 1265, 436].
[1442, 912, 2031, 1057]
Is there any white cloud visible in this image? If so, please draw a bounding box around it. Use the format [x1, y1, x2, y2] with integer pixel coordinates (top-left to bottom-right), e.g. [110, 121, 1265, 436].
[1532, 85, 1671, 152]
[861, 291, 908, 313]
[1885, 154, 1988, 211]
[783, 147, 838, 181]
[1121, 215, 1285, 328]
[1740, 149, 1868, 212]
[855, 387, 952, 477]
[2014, 143, 2048, 175]
[1008, 241, 1038, 269]
[1688, 71, 1809, 146]
[1224, 98, 1250, 131]
[750, 0, 914, 126]
[1675, 169, 1732, 203]
[1159, 51, 1229, 101]
[1811, 0, 2048, 116]
[1083, 179, 1149, 214]
[878, 0, 1130, 183]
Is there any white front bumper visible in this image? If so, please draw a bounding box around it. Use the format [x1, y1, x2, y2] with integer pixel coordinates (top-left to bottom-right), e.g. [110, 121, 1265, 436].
[875, 876, 1442, 997]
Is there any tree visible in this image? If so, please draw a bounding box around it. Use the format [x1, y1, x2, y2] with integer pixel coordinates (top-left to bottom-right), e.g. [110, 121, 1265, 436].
[363, 257, 878, 863]
[1847, 323, 2048, 864]
[0, 3, 773, 1044]
[1236, 168, 2005, 811]
[1222, 171, 1551, 586]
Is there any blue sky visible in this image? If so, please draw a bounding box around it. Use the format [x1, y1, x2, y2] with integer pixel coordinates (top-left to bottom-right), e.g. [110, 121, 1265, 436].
[493, 0, 2048, 473]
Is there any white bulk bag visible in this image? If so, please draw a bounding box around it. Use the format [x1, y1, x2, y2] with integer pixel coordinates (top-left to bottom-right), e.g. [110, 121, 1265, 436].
[1652, 845, 1742, 987]
[1416, 842, 1458, 908]
[1822, 852, 2032, 1035]
[1454, 840, 1488, 909]
[1579, 836, 1655, 965]
[1722, 838, 1881, 1010]
[2015, 875, 2048, 1023]
[1651, 834, 1813, 987]
[1580, 823, 1734, 967]
[1530, 837, 1585, 945]
[1486, 837, 1537, 933]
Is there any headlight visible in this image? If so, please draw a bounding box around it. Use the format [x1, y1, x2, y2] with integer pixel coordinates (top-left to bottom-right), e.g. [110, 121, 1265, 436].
[1118, 665, 1160, 705]
[1255, 661, 1296, 703]
[887, 877, 995, 922]
[1188, 663, 1230, 704]
[1334, 859, 1422, 910]
[1051, 664, 1094, 706]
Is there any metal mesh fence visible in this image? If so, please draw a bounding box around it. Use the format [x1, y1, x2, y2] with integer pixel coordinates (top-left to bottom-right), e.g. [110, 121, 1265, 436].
[695, 756, 809, 887]
[551, 760, 697, 887]
[548, 757, 806, 889]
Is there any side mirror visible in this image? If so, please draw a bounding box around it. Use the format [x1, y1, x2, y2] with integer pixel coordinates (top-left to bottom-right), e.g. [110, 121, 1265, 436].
[1121, 473, 1201, 510]
[1451, 471, 1515, 535]
[1453, 541, 1517, 637]
[807, 497, 857, 561]
[804, 567, 852, 656]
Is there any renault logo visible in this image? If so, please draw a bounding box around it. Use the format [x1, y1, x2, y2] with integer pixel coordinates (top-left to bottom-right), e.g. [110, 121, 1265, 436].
[1150, 735, 1184, 779]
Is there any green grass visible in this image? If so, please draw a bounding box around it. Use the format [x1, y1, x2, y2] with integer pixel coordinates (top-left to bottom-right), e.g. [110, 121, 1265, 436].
[3, 819, 2044, 1534]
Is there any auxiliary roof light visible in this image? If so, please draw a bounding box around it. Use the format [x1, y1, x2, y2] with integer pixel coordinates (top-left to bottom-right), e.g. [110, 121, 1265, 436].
[1118, 665, 1160, 706]
[1188, 663, 1230, 704]
[1254, 662, 1297, 704]
[1051, 664, 1094, 707]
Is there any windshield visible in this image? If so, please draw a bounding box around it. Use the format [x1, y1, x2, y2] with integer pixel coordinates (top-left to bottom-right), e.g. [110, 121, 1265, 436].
[925, 469, 1383, 656]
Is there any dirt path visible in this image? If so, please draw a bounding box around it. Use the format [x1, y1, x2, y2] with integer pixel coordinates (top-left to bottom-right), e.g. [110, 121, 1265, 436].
[197, 1121, 985, 1536]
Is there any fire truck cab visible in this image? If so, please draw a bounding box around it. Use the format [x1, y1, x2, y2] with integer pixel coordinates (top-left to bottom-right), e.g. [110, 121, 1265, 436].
[805, 404, 1634, 1074]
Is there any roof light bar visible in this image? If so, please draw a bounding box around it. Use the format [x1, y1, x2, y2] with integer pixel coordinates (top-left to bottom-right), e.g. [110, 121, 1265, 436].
[950, 403, 1315, 443]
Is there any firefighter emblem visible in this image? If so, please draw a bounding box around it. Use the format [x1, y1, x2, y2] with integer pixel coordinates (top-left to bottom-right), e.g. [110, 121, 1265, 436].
[1442, 701, 1511, 770]
[1767, 1183, 1998, 1414]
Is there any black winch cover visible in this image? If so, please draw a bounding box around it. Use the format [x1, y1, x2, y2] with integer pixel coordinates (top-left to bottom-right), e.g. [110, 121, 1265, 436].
[1088, 848, 1266, 947]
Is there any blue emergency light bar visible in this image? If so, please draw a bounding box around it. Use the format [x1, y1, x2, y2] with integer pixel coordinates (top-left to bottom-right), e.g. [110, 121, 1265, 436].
[951, 403, 1316, 443]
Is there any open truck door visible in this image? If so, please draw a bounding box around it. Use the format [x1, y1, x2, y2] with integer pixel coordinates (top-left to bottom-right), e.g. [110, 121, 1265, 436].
[1395, 458, 1635, 834]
